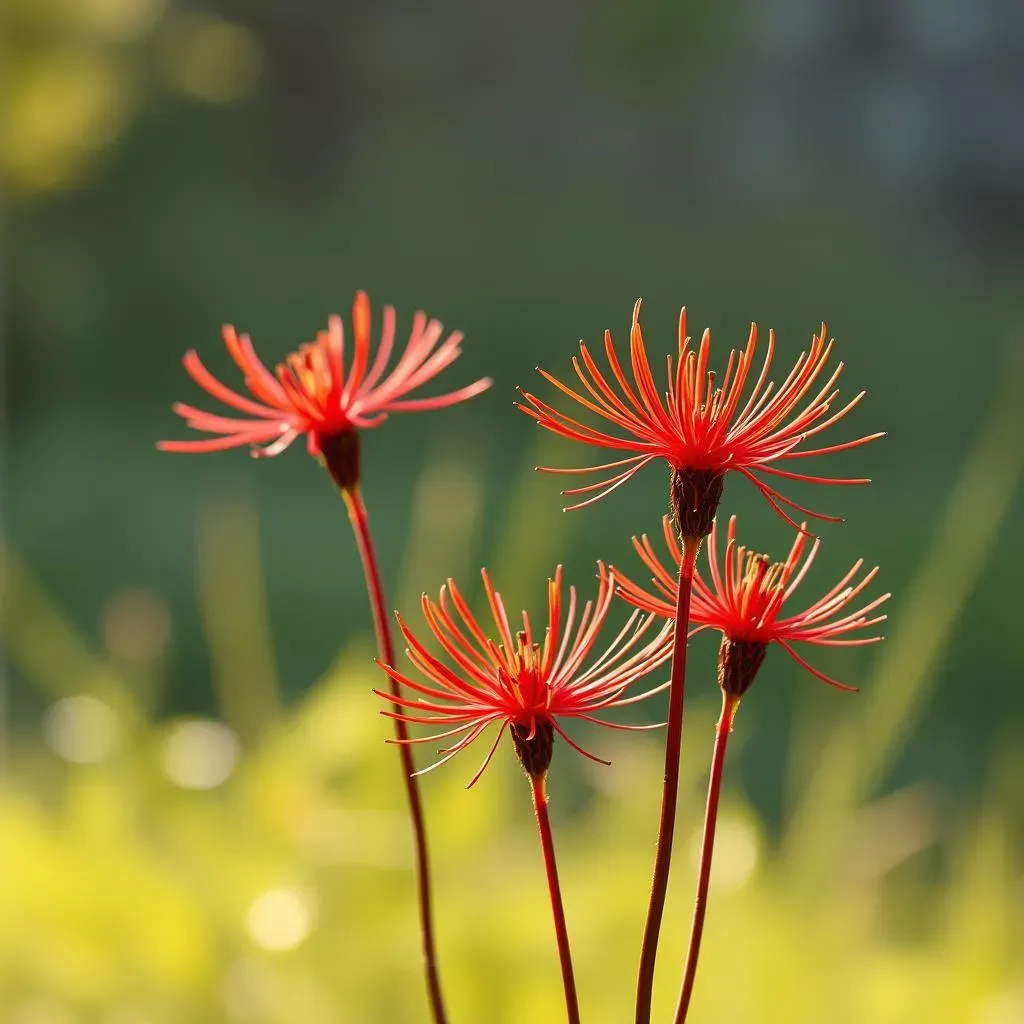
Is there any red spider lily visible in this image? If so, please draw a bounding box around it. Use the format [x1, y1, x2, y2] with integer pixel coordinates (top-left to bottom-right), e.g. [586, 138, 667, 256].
[375, 564, 674, 785]
[518, 300, 882, 529]
[615, 514, 889, 695]
[159, 290, 491, 463]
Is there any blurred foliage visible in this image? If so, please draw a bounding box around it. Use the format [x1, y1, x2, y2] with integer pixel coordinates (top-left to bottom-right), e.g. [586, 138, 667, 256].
[2, 362, 1023, 1020]
[586, 0, 730, 87]
[2, 0, 262, 193]
[4, 0, 1024, 1018]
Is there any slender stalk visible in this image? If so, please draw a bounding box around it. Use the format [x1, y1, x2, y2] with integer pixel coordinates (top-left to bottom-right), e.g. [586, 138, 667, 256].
[530, 772, 581, 1024]
[674, 691, 739, 1023]
[342, 485, 448, 1024]
[635, 538, 699, 1024]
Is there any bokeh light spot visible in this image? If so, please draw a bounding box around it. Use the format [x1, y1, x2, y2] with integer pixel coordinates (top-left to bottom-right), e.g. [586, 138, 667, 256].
[70, 0, 166, 40]
[5, 54, 129, 190]
[43, 695, 120, 764]
[162, 719, 239, 789]
[162, 13, 264, 104]
[245, 887, 316, 952]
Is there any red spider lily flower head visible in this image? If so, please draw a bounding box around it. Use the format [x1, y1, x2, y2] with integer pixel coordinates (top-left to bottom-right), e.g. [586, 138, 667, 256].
[615, 514, 889, 698]
[518, 300, 883, 539]
[375, 564, 674, 784]
[159, 291, 491, 491]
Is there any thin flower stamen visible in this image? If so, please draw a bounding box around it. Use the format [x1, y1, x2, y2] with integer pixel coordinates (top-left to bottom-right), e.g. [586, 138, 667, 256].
[375, 564, 674, 786]
[519, 301, 882, 531]
[160, 292, 491, 485]
[615, 513, 890, 696]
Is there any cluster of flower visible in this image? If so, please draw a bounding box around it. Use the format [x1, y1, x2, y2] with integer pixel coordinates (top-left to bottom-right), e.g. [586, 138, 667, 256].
[161, 293, 886, 1024]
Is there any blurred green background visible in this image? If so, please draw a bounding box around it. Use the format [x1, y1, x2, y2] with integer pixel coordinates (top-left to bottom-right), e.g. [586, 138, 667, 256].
[3, 0, 1023, 1021]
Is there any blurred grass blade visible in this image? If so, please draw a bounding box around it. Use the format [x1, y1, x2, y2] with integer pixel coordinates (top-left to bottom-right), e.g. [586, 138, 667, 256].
[784, 339, 1024, 883]
[196, 484, 280, 745]
[395, 432, 485, 616]
[0, 538, 138, 721]
[487, 429, 589, 610]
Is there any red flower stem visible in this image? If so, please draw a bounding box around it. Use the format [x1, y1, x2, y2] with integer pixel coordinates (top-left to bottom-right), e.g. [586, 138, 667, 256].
[673, 691, 739, 1023]
[635, 537, 699, 1024]
[530, 772, 581, 1024]
[342, 485, 448, 1024]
